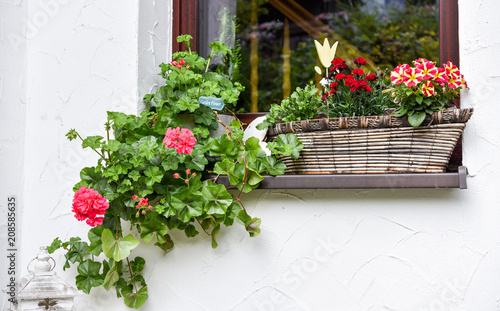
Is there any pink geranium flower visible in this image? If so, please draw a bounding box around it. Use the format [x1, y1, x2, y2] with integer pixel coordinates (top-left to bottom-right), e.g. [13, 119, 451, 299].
[163, 127, 180, 148]
[176, 128, 197, 154]
[163, 127, 197, 154]
[72, 186, 109, 227]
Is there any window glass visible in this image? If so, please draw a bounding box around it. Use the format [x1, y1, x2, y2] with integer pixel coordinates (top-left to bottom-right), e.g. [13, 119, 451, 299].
[199, 0, 439, 112]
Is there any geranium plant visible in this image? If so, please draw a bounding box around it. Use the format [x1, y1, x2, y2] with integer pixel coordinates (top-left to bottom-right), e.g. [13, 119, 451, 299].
[47, 35, 302, 309]
[390, 58, 469, 127]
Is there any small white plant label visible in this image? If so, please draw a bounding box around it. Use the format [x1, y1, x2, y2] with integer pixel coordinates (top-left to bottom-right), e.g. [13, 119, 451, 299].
[199, 96, 225, 111]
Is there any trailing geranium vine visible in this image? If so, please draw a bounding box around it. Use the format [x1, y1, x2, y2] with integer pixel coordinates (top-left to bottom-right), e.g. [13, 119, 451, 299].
[48, 34, 302, 309]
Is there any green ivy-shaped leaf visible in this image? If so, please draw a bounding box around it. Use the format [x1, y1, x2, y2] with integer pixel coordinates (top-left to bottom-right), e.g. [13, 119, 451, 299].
[88, 225, 104, 256]
[137, 137, 159, 160]
[177, 96, 199, 112]
[224, 202, 242, 227]
[122, 285, 148, 309]
[101, 229, 140, 261]
[130, 257, 146, 273]
[144, 166, 163, 187]
[155, 233, 174, 253]
[65, 241, 89, 265]
[170, 191, 204, 223]
[103, 139, 121, 152]
[47, 237, 62, 254]
[129, 157, 145, 168]
[140, 220, 168, 243]
[103, 264, 120, 291]
[75, 259, 103, 294]
[268, 133, 303, 159]
[211, 224, 221, 249]
[213, 158, 235, 175]
[202, 181, 233, 215]
[82, 136, 103, 150]
[244, 137, 263, 163]
[259, 156, 286, 175]
[184, 224, 199, 237]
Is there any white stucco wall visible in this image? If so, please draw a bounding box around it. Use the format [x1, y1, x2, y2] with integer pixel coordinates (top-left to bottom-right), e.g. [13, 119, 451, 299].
[1, 0, 500, 310]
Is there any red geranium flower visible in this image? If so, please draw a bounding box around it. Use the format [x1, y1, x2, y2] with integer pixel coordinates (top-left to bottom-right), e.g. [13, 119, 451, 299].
[72, 186, 108, 227]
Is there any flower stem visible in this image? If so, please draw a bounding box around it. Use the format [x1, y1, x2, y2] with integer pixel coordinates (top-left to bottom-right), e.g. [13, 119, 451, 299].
[76, 132, 107, 161]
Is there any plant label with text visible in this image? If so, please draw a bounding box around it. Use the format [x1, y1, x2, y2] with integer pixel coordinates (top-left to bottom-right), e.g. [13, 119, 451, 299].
[199, 96, 225, 111]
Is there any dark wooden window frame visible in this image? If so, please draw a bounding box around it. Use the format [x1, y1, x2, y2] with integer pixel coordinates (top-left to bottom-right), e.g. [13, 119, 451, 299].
[172, 0, 466, 188]
[173, 1, 459, 66]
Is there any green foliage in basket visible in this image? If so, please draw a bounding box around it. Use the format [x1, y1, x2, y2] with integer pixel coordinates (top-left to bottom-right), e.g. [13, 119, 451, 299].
[258, 83, 322, 129]
[48, 35, 303, 309]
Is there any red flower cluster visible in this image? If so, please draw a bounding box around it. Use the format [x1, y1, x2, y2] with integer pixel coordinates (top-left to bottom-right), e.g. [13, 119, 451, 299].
[132, 195, 152, 216]
[173, 168, 197, 184]
[354, 57, 367, 65]
[345, 77, 372, 92]
[322, 56, 378, 101]
[163, 127, 197, 154]
[170, 58, 189, 70]
[72, 186, 109, 227]
[330, 58, 348, 72]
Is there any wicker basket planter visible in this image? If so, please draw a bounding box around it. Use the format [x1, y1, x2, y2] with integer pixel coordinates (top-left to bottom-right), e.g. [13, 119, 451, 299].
[266, 108, 473, 174]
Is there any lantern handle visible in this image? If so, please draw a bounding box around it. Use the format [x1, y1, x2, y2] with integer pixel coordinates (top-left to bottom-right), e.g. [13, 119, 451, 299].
[48, 257, 56, 270]
[27, 257, 37, 273]
[27, 254, 56, 273]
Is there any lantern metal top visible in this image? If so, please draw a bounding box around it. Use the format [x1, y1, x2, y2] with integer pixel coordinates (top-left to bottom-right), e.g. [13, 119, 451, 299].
[17, 246, 80, 300]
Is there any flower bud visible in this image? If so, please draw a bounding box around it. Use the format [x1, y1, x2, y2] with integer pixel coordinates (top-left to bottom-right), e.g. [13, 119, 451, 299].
[185, 180, 189, 184]
[142, 210, 146, 215]
[179, 59, 185, 66]
[132, 195, 138, 200]
[186, 169, 191, 174]
[176, 64, 181, 69]
[174, 173, 180, 178]
[171, 60, 177, 66]
[192, 173, 196, 177]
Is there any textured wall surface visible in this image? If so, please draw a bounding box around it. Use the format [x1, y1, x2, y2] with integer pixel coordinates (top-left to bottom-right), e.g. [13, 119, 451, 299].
[1, 0, 500, 310]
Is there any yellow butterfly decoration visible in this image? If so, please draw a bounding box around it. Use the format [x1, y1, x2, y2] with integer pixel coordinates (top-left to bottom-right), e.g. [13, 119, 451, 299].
[314, 38, 339, 76]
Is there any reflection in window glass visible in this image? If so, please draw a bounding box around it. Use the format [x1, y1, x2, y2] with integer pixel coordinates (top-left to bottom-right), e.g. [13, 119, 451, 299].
[199, 0, 439, 112]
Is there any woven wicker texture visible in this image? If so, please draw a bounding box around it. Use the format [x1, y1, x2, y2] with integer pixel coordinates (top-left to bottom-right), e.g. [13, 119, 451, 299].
[267, 108, 473, 174]
[267, 108, 473, 136]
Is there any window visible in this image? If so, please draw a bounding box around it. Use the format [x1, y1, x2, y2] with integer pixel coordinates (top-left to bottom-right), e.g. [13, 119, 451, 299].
[172, 0, 464, 176]
[173, 0, 458, 110]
